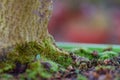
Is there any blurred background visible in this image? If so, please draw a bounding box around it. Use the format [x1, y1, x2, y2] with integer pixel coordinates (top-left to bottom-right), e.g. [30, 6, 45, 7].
[48, 0, 120, 44]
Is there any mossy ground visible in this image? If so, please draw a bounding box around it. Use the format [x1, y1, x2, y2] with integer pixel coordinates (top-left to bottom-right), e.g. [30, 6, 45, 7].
[0, 39, 73, 79]
[0, 41, 120, 80]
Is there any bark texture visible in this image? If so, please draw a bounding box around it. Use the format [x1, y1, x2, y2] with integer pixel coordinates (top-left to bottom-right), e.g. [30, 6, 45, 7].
[0, 0, 52, 47]
[0, 0, 68, 57]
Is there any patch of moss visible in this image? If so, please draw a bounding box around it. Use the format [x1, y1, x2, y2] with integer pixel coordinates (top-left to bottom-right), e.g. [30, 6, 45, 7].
[3, 39, 72, 69]
[99, 51, 118, 60]
[72, 48, 94, 59]
[27, 61, 52, 79]
[19, 60, 58, 79]
[0, 39, 73, 80]
[95, 65, 115, 71]
[0, 74, 14, 80]
[0, 61, 15, 73]
[6, 41, 40, 64]
[40, 39, 73, 67]
[72, 47, 119, 60]
[77, 74, 87, 80]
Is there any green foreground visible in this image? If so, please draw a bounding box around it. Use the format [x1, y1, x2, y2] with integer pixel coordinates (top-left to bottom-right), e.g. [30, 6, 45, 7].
[0, 41, 120, 80]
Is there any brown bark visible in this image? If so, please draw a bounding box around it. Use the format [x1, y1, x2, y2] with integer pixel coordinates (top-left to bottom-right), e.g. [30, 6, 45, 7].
[0, 0, 52, 47]
[0, 0, 68, 56]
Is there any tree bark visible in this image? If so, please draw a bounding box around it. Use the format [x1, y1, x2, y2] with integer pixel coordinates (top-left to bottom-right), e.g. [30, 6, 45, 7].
[0, 0, 68, 57]
[0, 0, 52, 47]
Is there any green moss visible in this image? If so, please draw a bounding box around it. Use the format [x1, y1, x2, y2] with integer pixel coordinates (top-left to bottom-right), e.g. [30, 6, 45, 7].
[39, 39, 72, 67]
[1, 41, 120, 79]
[45, 60, 59, 72]
[71, 47, 119, 60]
[1, 39, 71, 70]
[0, 61, 15, 73]
[72, 48, 94, 59]
[95, 65, 115, 71]
[77, 74, 87, 80]
[23, 61, 52, 79]
[0, 74, 14, 80]
[54, 55, 72, 67]
[6, 41, 40, 64]
[2, 57, 60, 80]
[99, 51, 118, 60]
[29, 62, 51, 78]
[0, 39, 72, 80]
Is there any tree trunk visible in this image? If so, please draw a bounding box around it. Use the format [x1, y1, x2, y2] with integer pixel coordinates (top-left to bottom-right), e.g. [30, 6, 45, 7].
[0, 0, 52, 47]
[0, 0, 68, 58]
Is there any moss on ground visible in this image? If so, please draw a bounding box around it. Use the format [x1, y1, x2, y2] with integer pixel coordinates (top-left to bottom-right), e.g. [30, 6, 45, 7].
[0, 39, 72, 75]
[72, 47, 119, 60]
[0, 41, 120, 79]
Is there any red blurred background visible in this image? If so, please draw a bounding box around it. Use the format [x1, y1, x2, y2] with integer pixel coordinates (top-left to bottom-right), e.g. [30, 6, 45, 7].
[48, 0, 120, 44]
